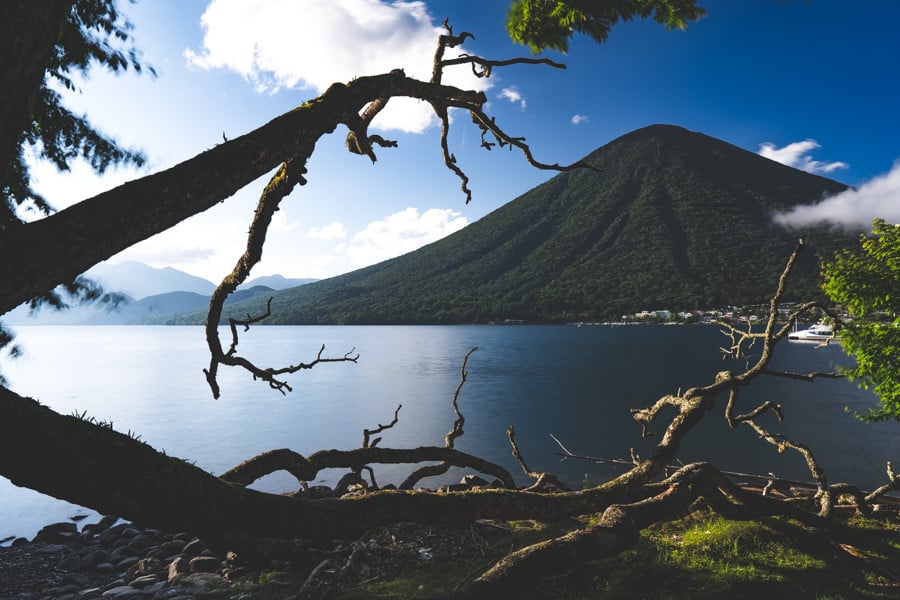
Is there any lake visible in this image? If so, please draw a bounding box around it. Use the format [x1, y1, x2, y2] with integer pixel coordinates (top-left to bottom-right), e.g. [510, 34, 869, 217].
[1, 324, 897, 541]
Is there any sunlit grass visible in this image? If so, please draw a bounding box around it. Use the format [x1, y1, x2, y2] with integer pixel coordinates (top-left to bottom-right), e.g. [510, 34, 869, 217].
[334, 509, 900, 599]
[586, 510, 900, 600]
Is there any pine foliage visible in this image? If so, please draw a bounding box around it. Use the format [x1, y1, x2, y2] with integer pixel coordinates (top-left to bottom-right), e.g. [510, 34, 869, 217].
[1, 0, 151, 229]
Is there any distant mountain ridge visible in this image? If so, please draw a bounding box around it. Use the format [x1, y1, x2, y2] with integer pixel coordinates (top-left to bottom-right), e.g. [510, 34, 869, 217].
[2, 261, 315, 325]
[238, 274, 317, 291]
[204, 124, 857, 325]
[87, 261, 216, 299]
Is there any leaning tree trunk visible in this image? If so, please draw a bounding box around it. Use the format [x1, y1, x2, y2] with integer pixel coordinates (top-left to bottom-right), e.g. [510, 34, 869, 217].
[0, 73, 485, 314]
[0, 385, 648, 544]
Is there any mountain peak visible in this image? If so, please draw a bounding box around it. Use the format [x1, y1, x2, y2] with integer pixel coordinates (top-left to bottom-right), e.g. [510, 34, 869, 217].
[216, 126, 857, 324]
[84, 261, 216, 300]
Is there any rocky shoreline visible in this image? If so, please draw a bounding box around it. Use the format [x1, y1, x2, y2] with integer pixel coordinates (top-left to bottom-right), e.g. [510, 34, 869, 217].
[6, 485, 898, 599]
[0, 509, 498, 600]
[0, 516, 250, 600]
[0, 473, 516, 599]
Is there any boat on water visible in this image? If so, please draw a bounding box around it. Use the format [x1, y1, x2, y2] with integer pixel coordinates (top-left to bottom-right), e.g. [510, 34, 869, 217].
[788, 323, 837, 341]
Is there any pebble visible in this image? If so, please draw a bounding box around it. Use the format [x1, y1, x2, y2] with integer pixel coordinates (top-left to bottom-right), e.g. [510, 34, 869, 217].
[188, 556, 219, 573]
[0, 515, 247, 600]
[0, 471, 504, 599]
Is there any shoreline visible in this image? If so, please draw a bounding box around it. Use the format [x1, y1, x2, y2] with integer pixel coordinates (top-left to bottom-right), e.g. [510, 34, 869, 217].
[0, 516, 245, 600]
[4, 487, 899, 599]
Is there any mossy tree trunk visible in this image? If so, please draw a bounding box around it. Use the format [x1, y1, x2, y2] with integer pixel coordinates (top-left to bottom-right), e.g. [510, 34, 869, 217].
[0, 72, 485, 315]
[0, 384, 667, 544]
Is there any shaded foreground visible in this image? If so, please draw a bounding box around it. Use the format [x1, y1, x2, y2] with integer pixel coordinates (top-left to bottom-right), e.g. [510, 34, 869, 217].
[2, 495, 898, 599]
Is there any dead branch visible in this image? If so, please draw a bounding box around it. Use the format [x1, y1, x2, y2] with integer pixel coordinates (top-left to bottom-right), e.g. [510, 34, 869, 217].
[724, 388, 783, 427]
[226, 297, 273, 355]
[506, 425, 571, 492]
[220, 446, 517, 491]
[451, 462, 827, 598]
[363, 404, 402, 449]
[202, 146, 358, 398]
[345, 94, 395, 162]
[470, 107, 595, 174]
[445, 347, 475, 447]
[425, 23, 590, 203]
[762, 369, 844, 382]
[203, 24, 593, 386]
[431, 20, 475, 84]
[866, 461, 900, 504]
[401, 348, 479, 489]
[622, 242, 845, 516]
[441, 54, 566, 78]
[550, 433, 821, 492]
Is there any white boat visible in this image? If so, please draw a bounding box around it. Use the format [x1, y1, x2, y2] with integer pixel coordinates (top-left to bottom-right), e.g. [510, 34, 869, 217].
[788, 323, 837, 341]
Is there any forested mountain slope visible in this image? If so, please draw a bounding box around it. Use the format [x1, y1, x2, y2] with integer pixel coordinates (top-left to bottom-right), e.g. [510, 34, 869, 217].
[207, 124, 855, 324]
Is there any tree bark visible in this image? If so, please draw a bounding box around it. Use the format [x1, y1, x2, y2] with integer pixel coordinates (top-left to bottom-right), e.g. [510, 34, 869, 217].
[0, 385, 646, 544]
[0, 73, 485, 314]
[0, 1, 74, 184]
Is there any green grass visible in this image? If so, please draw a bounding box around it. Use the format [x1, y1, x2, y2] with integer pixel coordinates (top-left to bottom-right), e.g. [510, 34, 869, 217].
[334, 510, 900, 600]
[582, 511, 900, 600]
[337, 520, 574, 599]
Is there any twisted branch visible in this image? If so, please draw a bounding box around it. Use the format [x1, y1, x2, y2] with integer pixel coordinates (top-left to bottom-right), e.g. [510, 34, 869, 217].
[455, 462, 827, 598]
[220, 446, 516, 491]
[507, 425, 571, 492]
[363, 404, 402, 449]
[401, 348, 480, 489]
[203, 24, 593, 388]
[426, 22, 590, 203]
[202, 146, 358, 398]
[622, 242, 853, 516]
[866, 461, 900, 503]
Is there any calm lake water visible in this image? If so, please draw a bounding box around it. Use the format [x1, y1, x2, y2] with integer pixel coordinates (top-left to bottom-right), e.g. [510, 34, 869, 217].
[1, 324, 897, 541]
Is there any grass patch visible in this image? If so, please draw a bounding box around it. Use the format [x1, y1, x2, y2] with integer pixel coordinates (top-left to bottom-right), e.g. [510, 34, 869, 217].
[581, 510, 900, 600]
[293, 509, 900, 599]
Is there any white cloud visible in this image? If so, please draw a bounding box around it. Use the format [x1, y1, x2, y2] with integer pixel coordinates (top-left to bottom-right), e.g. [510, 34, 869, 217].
[498, 87, 526, 109]
[757, 139, 848, 174]
[773, 161, 900, 229]
[111, 213, 250, 280]
[342, 207, 468, 267]
[270, 210, 299, 232]
[571, 114, 589, 125]
[184, 0, 490, 133]
[306, 221, 348, 240]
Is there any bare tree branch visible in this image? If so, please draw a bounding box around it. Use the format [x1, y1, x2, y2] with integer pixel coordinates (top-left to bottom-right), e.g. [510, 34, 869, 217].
[620, 242, 848, 517]
[402, 348, 480, 489]
[363, 404, 402, 449]
[866, 461, 900, 503]
[220, 446, 517, 492]
[761, 369, 844, 382]
[200, 143, 359, 398]
[507, 425, 571, 492]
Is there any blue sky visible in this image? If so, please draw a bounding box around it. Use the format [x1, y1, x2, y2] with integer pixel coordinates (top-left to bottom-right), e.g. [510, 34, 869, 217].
[27, 0, 900, 281]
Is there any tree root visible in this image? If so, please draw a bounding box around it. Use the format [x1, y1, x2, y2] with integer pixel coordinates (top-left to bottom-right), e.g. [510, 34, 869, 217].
[220, 446, 517, 492]
[437, 462, 831, 598]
